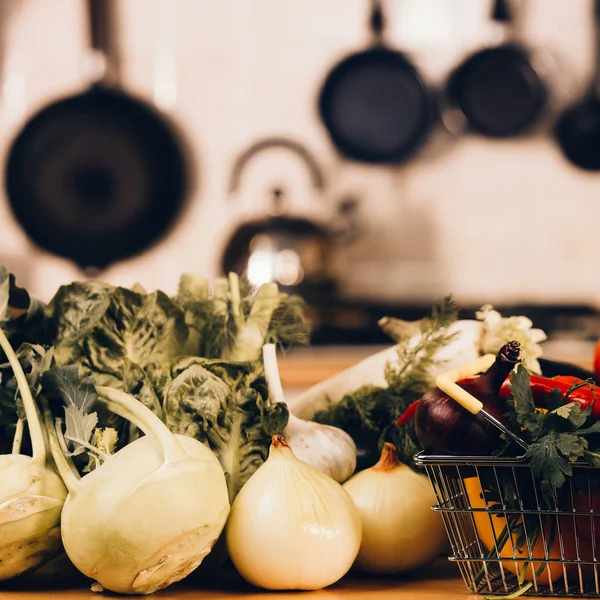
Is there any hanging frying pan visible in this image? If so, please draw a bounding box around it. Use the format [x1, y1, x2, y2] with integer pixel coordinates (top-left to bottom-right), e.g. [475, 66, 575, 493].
[318, 0, 436, 164]
[445, 0, 548, 138]
[555, 0, 600, 171]
[5, 0, 189, 269]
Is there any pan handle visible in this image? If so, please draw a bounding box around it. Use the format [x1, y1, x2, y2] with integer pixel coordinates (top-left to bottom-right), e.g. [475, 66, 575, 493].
[592, 0, 600, 96]
[492, 0, 511, 23]
[228, 137, 326, 197]
[369, 0, 385, 40]
[87, 0, 120, 85]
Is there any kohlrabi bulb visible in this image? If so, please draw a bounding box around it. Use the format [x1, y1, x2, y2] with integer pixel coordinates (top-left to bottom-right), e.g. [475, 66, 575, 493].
[0, 316, 68, 582]
[57, 420, 230, 594]
[0, 454, 67, 581]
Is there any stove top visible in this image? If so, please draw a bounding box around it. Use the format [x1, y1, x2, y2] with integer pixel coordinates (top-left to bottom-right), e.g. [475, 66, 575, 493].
[308, 301, 600, 346]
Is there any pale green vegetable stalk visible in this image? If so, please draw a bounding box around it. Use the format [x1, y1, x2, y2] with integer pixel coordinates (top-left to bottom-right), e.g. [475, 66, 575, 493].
[0, 328, 67, 581]
[45, 385, 230, 595]
[229, 280, 281, 362]
[11, 418, 24, 453]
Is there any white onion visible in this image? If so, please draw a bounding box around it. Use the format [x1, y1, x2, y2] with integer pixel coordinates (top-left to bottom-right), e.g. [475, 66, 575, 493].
[343, 443, 447, 574]
[226, 435, 362, 590]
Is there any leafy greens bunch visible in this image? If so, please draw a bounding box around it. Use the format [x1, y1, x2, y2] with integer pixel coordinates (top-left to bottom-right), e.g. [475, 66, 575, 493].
[0, 268, 309, 499]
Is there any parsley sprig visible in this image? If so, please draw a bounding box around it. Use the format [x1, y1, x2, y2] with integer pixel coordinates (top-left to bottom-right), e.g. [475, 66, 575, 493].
[506, 365, 600, 502]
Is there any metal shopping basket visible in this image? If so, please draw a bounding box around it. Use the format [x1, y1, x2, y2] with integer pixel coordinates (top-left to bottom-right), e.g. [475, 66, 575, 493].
[416, 452, 600, 597]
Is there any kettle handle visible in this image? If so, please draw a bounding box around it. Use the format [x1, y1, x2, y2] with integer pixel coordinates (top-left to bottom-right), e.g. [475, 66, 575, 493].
[227, 137, 326, 197]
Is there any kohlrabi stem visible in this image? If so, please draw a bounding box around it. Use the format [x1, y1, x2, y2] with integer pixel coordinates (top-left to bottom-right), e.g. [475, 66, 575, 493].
[11, 418, 23, 454]
[42, 402, 80, 493]
[64, 435, 109, 462]
[0, 327, 45, 464]
[96, 387, 183, 462]
[55, 419, 83, 482]
[262, 343, 285, 405]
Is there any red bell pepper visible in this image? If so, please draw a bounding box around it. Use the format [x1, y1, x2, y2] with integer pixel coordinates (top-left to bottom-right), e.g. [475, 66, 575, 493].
[500, 375, 600, 419]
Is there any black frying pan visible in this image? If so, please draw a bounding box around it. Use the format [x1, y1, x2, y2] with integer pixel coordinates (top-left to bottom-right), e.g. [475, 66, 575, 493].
[446, 0, 547, 138]
[5, 0, 189, 269]
[555, 0, 600, 170]
[318, 0, 436, 164]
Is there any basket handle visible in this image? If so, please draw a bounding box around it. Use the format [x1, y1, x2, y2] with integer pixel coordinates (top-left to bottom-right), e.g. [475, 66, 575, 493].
[436, 355, 496, 414]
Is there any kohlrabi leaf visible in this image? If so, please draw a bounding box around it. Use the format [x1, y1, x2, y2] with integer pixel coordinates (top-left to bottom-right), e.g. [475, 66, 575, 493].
[94, 427, 118, 455]
[0, 267, 47, 353]
[42, 365, 100, 457]
[64, 405, 98, 456]
[42, 365, 97, 413]
[0, 341, 54, 455]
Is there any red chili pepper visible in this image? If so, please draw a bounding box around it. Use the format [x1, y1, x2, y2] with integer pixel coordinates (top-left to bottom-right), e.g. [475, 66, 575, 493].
[396, 399, 420, 425]
[595, 340, 600, 381]
[500, 375, 600, 418]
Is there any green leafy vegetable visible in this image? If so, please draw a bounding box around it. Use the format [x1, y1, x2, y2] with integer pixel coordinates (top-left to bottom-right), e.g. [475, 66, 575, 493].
[42, 366, 99, 457]
[158, 356, 288, 500]
[48, 285, 188, 378]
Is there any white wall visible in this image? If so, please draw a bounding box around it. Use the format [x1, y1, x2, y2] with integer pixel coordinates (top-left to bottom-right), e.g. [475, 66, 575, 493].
[0, 0, 598, 307]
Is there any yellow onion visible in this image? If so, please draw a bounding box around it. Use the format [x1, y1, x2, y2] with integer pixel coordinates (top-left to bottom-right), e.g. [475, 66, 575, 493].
[226, 435, 362, 590]
[343, 443, 446, 574]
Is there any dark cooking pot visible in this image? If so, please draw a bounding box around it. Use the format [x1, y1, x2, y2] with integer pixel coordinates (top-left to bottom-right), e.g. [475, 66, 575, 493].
[5, 0, 189, 269]
[445, 0, 549, 138]
[318, 0, 437, 164]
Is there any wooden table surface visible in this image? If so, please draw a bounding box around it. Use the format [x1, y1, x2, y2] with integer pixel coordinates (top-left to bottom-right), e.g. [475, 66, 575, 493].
[0, 559, 578, 600]
[0, 560, 480, 600]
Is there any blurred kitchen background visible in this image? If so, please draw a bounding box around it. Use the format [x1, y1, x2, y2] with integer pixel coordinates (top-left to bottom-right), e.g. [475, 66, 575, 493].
[2, 0, 600, 354]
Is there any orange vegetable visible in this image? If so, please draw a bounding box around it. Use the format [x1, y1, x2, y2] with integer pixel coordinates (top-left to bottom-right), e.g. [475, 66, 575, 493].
[464, 477, 564, 585]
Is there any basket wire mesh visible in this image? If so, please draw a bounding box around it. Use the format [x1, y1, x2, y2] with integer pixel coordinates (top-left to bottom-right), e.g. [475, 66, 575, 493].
[416, 453, 600, 597]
